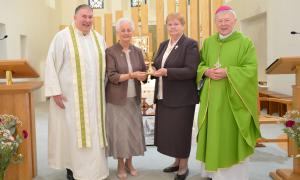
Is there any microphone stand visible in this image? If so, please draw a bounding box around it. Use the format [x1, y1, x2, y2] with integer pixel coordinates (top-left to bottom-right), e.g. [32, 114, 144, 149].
[291, 31, 300, 35]
[0, 35, 8, 40]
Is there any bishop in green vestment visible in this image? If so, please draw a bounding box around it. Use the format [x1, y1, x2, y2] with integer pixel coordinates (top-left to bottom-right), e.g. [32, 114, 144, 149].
[196, 5, 261, 179]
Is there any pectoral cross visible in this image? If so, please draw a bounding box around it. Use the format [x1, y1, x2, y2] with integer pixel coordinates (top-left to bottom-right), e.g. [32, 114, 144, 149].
[214, 58, 222, 68]
[214, 42, 223, 68]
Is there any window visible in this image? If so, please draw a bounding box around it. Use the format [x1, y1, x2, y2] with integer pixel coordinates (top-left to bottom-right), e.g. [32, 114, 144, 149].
[131, 0, 147, 7]
[88, 0, 104, 9]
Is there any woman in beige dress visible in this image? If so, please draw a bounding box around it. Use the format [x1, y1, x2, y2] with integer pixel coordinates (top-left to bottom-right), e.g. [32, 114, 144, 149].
[105, 18, 147, 179]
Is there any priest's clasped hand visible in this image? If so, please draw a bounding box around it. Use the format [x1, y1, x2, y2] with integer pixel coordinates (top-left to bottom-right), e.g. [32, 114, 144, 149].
[204, 68, 227, 80]
[53, 94, 67, 109]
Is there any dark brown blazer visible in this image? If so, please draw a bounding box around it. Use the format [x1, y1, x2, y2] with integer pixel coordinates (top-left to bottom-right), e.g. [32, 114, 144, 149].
[153, 35, 200, 107]
[105, 43, 146, 105]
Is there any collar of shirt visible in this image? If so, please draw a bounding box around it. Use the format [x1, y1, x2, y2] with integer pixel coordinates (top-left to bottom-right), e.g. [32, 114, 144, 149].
[167, 33, 183, 50]
[219, 31, 234, 40]
[72, 22, 91, 36]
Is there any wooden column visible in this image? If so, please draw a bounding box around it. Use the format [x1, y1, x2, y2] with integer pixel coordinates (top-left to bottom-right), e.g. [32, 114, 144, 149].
[141, 4, 149, 35]
[115, 11, 123, 41]
[104, 13, 113, 47]
[131, 7, 139, 36]
[115, 10, 123, 21]
[211, 0, 224, 34]
[178, 0, 188, 34]
[167, 0, 176, 14]
[156, 0, 165, 47]
[199, 0, 211, 46]
[93, 16, 102, 34]
[190, 0, 199, 41]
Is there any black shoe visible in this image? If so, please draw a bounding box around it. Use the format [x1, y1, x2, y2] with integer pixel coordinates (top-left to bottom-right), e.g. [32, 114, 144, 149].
[163, 166, 179, 173]
[66, 168, 75, 180]
[174, 169, 189, 180]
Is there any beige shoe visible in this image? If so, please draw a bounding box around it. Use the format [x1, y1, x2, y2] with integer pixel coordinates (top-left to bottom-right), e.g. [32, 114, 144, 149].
[125, 163, 138, 176]
[117, 168, 127, 179]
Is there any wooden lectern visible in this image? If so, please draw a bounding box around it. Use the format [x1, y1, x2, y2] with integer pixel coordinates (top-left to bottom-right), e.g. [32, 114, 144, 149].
[0, 60, 42, 180]
[266, 57, 300, 180]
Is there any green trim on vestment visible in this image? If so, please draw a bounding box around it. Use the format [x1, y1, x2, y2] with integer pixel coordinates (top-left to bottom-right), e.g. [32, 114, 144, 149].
[69, 25, 87, 148]
[92, 30, 107, 146]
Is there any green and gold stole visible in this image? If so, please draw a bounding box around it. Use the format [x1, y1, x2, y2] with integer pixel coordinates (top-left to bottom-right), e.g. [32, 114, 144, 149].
[67, 25, 107, 148]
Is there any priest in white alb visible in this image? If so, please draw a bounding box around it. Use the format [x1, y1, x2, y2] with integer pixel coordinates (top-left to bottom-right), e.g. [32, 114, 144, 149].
[44, 4, 108, 180]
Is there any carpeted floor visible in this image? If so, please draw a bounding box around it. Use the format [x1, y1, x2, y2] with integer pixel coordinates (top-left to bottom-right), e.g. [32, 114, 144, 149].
[34, 102, 292, 180]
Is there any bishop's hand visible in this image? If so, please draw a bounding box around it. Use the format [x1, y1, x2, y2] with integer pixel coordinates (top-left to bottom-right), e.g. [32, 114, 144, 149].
[205, 68, 227, 80]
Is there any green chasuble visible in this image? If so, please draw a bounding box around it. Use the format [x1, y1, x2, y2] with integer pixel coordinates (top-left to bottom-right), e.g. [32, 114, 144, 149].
[196, 31, 261, 172]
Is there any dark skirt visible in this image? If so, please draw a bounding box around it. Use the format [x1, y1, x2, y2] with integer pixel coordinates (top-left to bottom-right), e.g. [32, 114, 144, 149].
[154, 100, 195, 158]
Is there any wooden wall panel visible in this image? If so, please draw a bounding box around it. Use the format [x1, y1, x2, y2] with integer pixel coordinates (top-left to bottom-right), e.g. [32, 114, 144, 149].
[115, 10, 123, 21]
[115, 11, 123, 41]
[199, 0, 211, 46]
[131, 7, 139, 36]
[190, 0, 199, 40]
[141, 4, 149, 35]
[104, 13, 113, 47]
[178, 0, 188, 34]
[93, 16, 102, 34]
[211, 0, 224, 33]
[167, 0, 176, 14]
[156, 0, 165, 47]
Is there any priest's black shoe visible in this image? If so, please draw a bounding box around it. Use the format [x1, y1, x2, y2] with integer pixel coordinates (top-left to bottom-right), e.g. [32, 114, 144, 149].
[174, 169, 189, 180]
[66, 168, 75, 180]
[163, 166, 179, 173]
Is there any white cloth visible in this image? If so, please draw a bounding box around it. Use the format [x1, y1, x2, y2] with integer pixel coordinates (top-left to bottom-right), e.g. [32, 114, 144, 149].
[219, 31, 234, 39]
[199, 158, 250, 180]
[123, 49, 136, 97]
[157, 34, 182, 99]
[44, 27, 109, 180]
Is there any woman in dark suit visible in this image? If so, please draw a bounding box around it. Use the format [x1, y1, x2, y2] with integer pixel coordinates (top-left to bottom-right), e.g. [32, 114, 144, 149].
[105, 18, 147, 179]
[152, 13, 200, 180]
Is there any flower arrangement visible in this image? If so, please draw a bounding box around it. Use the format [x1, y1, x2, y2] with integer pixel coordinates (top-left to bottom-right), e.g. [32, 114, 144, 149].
[283, 110, 300, 148]
[0, 114, 28, 180]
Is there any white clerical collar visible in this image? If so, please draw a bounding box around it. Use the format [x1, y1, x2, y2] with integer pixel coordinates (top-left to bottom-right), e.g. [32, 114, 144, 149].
[219, 31, 234, 40]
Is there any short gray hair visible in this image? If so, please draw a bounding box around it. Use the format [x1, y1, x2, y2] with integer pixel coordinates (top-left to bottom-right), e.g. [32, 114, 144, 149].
[115, 18, 135, 32]
[75, 4, 92, 15]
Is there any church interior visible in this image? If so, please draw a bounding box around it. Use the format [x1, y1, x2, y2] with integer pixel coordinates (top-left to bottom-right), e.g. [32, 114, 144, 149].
[1, 0, 300, 179]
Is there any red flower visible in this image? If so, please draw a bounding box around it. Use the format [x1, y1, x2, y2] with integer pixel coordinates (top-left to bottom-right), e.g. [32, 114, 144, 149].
[22, 130, 29, 139]
[285, 120, 295, 127]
